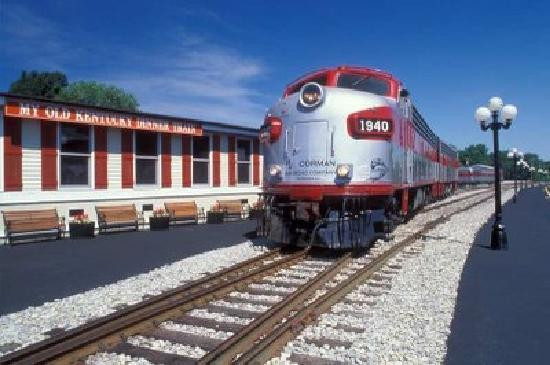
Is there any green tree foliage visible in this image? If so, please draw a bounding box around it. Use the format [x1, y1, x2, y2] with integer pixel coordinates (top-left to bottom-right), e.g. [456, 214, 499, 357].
[56, 81, 139, 112]
[458, 143, 549, 180]
[458, 144, 491, 166]
[9, 71, 68, 99]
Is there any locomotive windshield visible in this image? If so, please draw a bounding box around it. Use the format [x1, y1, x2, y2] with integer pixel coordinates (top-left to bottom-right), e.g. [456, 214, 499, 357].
[337, 73, 390, 96]
[286, 74, 328, 95]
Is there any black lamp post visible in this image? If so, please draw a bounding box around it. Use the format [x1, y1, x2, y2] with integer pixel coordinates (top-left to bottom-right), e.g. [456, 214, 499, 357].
[518, 159, 526, 190]
[475, 97, 518, 250]
[507, 148, 522, 203]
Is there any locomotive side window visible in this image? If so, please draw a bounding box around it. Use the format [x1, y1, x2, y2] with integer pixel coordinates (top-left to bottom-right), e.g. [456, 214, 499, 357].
[337, 73, 390, 96]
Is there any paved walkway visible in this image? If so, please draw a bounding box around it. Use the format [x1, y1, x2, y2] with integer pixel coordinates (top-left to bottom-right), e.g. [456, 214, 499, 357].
[0, 220, 257, 315]
[446, 187, 550, 364]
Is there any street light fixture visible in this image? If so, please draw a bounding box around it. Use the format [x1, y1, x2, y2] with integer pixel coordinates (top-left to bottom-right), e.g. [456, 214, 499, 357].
[474, 96, 518, 250]
[517, 158, 526, 189]
[507, 148, 522, 203]
[523, 162, 530, 189]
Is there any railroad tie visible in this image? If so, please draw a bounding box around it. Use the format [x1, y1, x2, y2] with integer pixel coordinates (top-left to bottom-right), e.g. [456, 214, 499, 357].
[171, 315, 245, 333]
[223, 294, 281, 306]
[109, 342, 197, 365]
[303, 336, 353, 349]
[289, 352, 350, 365]
[206, 303, 261, 319]
[145, 327, 223, 351]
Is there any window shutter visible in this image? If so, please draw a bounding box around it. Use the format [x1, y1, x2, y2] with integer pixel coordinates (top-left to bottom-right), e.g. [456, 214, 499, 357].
[121, 129, 133, 188]
[94, 126, 107, 189]
[40, 121, 58, 190]
[212, 134, 221, 187]
[3, 117, 22, 191]
[228, 136, 236, 186]
[161, 133, 172, 188]
[253, 138, 260, 186]
[182, 135, 191, 187]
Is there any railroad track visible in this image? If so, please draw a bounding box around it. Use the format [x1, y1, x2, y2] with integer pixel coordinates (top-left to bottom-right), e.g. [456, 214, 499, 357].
[0, 189, 502, 365]
[229, 190, 502, 364]
[0, 245, 355, 364]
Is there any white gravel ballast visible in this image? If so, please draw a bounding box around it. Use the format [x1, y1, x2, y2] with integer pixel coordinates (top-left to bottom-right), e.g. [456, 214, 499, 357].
[0, 241, 268, 357]
[269, 190, 513, 365]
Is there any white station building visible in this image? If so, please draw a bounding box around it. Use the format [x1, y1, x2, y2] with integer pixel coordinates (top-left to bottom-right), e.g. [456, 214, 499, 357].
[0, 93, 262, 242]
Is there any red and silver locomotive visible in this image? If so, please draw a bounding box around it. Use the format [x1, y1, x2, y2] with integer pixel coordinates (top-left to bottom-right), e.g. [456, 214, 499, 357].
[260, 66, 459, 248]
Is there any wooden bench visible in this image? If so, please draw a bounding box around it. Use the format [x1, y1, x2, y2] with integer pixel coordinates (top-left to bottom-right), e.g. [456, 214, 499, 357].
[164, 201, 200, 225]
[96, 204, 139, 234]
[212, 199, 247, 221]
[2, 209, 63, 244]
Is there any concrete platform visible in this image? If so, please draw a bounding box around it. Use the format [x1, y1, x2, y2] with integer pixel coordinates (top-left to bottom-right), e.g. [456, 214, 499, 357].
[446, 187, 550, 364]
[0, 220, 256, 315]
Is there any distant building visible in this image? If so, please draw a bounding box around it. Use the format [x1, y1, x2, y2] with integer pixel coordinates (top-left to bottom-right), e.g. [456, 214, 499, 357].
[0, 93, 262, 242]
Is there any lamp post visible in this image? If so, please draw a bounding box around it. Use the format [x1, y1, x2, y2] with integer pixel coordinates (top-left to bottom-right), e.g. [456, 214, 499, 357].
[475, 97, 517, 250]
[507, 148, 522, 203]
[518, 159, 525, 190]
[522, 161, 530, 189]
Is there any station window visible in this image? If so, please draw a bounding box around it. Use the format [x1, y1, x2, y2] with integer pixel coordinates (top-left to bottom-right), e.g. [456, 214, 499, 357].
[193, 136, 210, 185]
[237, 139, 251, 184]
[135, 131, 158, 185]
[60, 124, 90, 186]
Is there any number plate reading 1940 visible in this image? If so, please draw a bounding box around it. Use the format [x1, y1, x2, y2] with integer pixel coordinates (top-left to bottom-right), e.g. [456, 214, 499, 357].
[358, 119, 392, 134]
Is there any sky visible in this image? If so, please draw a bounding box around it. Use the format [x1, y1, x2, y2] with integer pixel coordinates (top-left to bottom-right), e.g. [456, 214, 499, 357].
[1, 0, 549, 159]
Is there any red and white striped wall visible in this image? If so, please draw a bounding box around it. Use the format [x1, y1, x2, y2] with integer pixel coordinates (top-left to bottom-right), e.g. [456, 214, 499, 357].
[0, 95, 263, 242]
[1, 118, 262, 193]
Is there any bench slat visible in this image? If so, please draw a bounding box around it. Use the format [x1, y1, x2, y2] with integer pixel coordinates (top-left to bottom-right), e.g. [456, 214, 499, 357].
[165, 202, 198, 220]
[2, 209, 61, 244]
[213, 200, 245, 217]
[96, 205, 138, 232]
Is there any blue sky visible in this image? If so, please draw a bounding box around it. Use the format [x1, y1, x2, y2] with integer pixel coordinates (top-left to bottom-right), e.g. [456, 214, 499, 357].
[1, 0, 548, 158]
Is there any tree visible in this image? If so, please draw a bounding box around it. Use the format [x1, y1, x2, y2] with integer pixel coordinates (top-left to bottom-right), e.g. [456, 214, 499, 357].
[9, 70, 68, 99]
[56, 81, 139, 112]
[458, 144, 491, 166]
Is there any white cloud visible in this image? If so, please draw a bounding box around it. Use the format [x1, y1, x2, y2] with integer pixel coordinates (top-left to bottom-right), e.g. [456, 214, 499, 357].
[103, 41, 271, 127]
[0, 3, 73, 69]
[1, 3, 270, 128]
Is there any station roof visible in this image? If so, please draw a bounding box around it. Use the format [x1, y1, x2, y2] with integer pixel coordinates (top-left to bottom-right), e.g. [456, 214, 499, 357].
[0, 92, 260, 136]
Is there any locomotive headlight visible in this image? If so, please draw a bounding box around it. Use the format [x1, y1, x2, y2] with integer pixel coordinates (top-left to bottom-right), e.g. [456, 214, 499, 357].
[299, 82, 324, 108]
[336, 164, 352, 178]
[269, 164, 282, 177]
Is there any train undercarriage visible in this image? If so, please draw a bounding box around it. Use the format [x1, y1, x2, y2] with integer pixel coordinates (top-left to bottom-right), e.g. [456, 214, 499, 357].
[258, 184, 456, 249]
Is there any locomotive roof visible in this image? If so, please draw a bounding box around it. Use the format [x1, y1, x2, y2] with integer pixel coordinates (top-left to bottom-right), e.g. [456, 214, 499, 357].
[412, 106, 438, 147]
[285, 66, 401, 90]
[284, 67, 457, 157]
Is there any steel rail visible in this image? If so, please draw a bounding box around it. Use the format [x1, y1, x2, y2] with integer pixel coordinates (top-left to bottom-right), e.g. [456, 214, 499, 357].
[0, 247, 308, 365]
[235, 193, 497, 364]
[199, 250, 358, 364]
[422, 187, 492, 213]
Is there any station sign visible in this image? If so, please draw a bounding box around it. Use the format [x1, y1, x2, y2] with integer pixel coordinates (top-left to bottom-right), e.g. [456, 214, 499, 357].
[3, 98, 203, 136]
